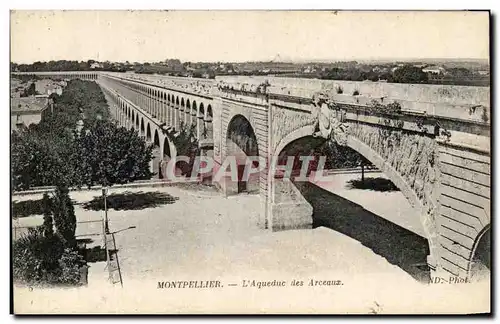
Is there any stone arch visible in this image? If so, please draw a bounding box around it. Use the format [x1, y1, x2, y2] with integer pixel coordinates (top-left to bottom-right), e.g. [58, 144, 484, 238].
[346, 136, 422, 209]
[186, 99, 192, 125]
[205, 104, 214, 140]
[163, 137, 172, 159]
[272, 124, 435, 275]
[154, 129, 160, 148]
[140, 118, 145, 136]
[152, 129, 162, 178]
[135, 115, 140, 129]
[273, 127, 326, 180]
[160, 136, 173, 180]
[192, 101, 197, 128]
[199, 102, 205, 118]
[130, 112, 135, 131]
[198, 102, 205, 139]
[225, 114, 260, 193]
[469, 224, 491, 280]
[146, 123, 152, 142]
[273, 125, 422, 210]
[273, 125, 316, 164]
[207, 104, 213, 118]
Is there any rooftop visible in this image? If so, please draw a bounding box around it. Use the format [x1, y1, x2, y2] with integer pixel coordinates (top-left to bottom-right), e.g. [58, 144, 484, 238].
[11, 97, 48, 113]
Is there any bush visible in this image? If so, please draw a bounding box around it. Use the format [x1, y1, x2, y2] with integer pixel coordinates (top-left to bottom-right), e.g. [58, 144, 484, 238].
[42, 193, 54, 237]
[13, 227, 86, 286]
[58, 249, 86, 285]
[52, 186, 77, 248]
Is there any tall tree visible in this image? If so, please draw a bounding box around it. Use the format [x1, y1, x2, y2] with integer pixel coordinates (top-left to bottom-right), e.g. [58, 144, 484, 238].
[42, 193, 54, 238]
[51, 186, 77, 248]
[75, 120, 154, 187]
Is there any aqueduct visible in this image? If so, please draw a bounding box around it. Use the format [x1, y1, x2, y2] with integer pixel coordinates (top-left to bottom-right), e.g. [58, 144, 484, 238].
[12, 71, 491, 280]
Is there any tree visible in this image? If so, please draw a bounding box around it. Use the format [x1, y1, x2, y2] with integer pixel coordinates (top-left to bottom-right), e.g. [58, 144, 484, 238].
[11, 79, 154, 190]
[11, 129, 74, 190]
[75, 120, 154, 187]
[390, 65, 428, 84]
[51, 186, 77, 248]
[42, 193, 54, 238]
[170, 122, 199, 176]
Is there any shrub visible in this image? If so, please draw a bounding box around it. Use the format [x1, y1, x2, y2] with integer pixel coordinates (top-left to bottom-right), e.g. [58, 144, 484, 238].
[13, 227, 64, 285]
[42, 193, 54, 238]
[51, 186, 77, 248]
[13, 227, 86, 286]
[58, 249, 86, 285]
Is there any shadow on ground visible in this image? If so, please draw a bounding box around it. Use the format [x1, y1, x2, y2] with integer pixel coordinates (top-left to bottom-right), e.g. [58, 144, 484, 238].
[12, 199, 45, 218]
[82, 191, 178, 211]
[346, 177, 399, 192]
[77, 238, 119, 263]
[295, 181, 430, 283]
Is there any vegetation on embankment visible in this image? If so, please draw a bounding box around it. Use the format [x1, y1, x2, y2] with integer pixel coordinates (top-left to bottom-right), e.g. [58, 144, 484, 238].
[11, 79, 153, 191]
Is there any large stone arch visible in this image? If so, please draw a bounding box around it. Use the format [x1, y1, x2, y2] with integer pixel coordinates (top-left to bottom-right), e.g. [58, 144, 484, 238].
[270, 104, 444, 279]
[225, 114, 260, 194]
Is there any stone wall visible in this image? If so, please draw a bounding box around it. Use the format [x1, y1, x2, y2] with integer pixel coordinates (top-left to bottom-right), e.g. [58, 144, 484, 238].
[216, 75, 490, 107]
[435, 143, 491, 277]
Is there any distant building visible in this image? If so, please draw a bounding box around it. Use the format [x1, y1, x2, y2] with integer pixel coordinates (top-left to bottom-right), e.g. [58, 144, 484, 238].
[422, 66, 445, 74]
[11, 79, 32, 96]
[11, 97, 49, 131]
[372, 66, 389, 73]
[35, 79, 63, 96]
[90, 62, 103, 69]
[47, 84, 63, 96]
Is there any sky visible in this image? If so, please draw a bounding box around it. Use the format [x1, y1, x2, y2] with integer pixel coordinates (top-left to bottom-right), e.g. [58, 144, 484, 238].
[10, 10, 490, 64]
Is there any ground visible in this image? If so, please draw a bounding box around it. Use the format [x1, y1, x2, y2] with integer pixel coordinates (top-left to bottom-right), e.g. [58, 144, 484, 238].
[13, 172, 490, 314]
